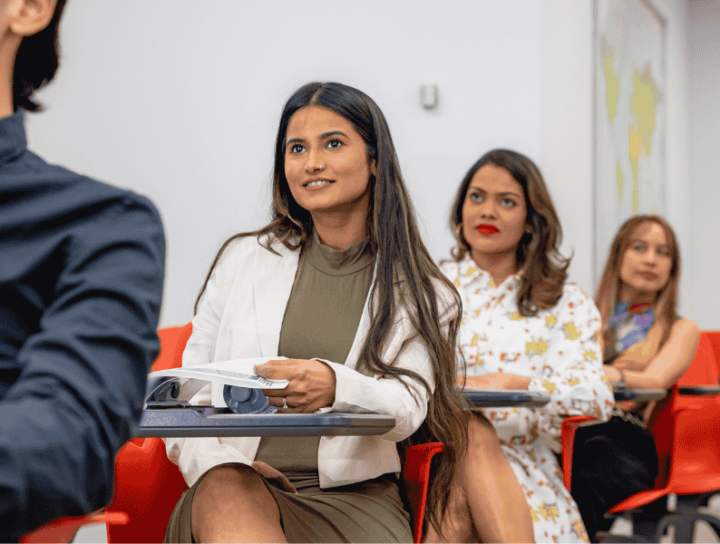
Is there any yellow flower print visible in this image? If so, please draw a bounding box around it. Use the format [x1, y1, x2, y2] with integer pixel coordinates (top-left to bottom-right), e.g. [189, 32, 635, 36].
[545, 315, 557, 327]
[541, 380, 557, 393]
[454, 278, 460, 287]
[567, 377, 579, 386]
[582, 350, 597, 361]
[572, 519, 589, 542]
[563, 322, 581, 340]
[475, 309, 482, 317]
[509, 311, 523, 321]
[526, 339, 548, 356]
[470, 333, 480, 347]
[530, 508, 540, 523]
[539, 503, 560, 522]
[464, 266, 478, 277]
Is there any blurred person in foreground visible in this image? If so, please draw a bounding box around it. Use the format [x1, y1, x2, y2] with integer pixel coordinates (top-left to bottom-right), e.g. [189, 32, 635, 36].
[0, 0, 165, 540]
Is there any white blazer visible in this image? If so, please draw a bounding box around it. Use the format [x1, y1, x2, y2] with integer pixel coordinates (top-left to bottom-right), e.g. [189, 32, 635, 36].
[165, 235, 457, 489]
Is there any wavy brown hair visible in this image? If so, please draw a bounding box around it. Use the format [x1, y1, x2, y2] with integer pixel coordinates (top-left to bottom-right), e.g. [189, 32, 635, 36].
[595, 214, 680, 348]
[196, 82, 468, 532]
[449, 148, 570, 316]
[13, 0, 68, 112]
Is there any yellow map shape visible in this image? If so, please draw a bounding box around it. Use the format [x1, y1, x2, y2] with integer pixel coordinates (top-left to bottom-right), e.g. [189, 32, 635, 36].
[628, 65, 659, 212]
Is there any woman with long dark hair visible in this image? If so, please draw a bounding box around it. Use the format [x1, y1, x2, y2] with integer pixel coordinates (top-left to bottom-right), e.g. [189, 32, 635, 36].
[162, 82, 470, 542]
[572, 214, 700, 539]
[435, 149, 614, 542]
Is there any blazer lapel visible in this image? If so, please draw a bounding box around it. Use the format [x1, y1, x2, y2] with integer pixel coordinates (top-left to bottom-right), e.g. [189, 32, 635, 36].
[253, 239, 300, 357]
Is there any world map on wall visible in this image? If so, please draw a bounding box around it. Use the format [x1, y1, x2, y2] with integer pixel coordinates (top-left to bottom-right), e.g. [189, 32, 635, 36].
[594, 0, 666, 284]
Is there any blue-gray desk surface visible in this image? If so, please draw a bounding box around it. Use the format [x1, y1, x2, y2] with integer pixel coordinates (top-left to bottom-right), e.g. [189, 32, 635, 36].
[462, 389, 551, 408]
[613, 389, 667, 402]
[136, 408, 396, 438]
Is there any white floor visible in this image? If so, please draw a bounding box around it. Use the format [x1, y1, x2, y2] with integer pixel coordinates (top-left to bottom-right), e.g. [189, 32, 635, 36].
[74, 495, 720, 543]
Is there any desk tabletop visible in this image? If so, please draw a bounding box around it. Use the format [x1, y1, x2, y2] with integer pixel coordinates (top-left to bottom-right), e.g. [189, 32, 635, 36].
[136, 408, 397, 438]
[677, 385, 720, 396]
[462, 389, 551, 408]
[613, 389, 667, 402]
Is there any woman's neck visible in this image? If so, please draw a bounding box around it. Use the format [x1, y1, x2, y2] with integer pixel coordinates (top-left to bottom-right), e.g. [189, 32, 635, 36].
[618, 285, 657, 307]
[470, 249, 517, 286]
[311, 211, 368, 250]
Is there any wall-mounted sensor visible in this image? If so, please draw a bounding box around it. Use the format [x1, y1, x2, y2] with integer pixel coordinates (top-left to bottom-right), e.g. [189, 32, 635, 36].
[420, 84, 438, 110]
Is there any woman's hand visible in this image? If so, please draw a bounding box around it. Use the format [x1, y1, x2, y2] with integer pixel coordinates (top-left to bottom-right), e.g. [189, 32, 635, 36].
[457, 373, 531, 390]
[612, 357, 650, 372]
[255, 359, 336, 413]
[604, 365, 624, 385]
[251, 461, 297, 493]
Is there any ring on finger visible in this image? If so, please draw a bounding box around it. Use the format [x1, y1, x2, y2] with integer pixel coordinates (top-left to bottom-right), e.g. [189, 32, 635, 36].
[282, 397, 288, 409]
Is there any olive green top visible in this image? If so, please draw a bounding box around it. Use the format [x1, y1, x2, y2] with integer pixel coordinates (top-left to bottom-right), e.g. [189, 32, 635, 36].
[255, 230, 375, 486]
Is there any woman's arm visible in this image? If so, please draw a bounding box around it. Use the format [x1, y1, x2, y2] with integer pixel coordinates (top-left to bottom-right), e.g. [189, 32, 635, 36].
[522, 286, 614, 448]
[460, 373, 531, 390]
[606, 318, 700, 390]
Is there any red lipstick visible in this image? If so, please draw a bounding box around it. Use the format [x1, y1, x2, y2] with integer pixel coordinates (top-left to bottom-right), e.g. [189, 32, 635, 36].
[477, 224, 499, 235]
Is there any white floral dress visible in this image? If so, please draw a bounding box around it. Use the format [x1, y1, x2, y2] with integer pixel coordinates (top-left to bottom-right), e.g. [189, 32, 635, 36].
[441, 255, 614, 543]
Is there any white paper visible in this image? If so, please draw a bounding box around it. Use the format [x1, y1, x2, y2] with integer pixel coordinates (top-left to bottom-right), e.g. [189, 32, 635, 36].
[150, 357, 290, 389]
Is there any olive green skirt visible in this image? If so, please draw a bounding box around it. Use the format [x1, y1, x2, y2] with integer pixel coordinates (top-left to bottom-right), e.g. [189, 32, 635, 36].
[164, 464, 412, 543]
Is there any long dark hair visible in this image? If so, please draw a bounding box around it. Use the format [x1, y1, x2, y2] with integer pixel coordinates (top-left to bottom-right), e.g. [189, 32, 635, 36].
[595, 214, 680, 347]
[13, 0, 68, 111]
[197, 82, 468, 531]
[449, 148, 570, 316]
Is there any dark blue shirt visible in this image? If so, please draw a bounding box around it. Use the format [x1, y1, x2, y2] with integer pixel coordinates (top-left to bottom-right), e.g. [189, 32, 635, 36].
[0, 111, 165, 541]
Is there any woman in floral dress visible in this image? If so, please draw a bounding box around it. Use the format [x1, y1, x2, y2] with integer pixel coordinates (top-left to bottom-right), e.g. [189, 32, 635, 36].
[436, 149, 614, 543]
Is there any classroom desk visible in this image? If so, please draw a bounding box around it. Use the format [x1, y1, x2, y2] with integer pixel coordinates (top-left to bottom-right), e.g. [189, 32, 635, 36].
[136, 407, 396, 438]
[613, 389, 667, 402]
[677, 385, 720, 396]
[137, 389, 553, 438]
[462, 389, 551, 408]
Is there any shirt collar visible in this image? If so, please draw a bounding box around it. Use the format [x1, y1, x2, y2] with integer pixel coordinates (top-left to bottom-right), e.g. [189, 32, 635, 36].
[0, 110, 27, 165]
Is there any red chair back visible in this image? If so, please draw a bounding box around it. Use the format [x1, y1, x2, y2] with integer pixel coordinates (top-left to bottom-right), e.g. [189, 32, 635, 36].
[403, 442, 445, 543]
[608, 332, 720, 512]
[700, 330, 720, 380]
[105, 323, 193, 543]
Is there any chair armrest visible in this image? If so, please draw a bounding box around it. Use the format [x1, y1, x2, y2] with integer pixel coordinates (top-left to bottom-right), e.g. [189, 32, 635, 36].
[20, 512, 128, 543]
[403, 441, 445, 544]
[561, 416, 598, 491]
[677, 386, 720, 396]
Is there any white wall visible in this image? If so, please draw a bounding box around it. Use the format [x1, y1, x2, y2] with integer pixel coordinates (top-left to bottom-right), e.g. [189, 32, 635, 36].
[25, 0, 699, 327]
[28, 0, 545, 326]
[687, 0, 720, 329]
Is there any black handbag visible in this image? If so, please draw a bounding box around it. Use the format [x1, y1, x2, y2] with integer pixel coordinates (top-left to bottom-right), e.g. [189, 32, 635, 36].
[570, 413, 659, 538]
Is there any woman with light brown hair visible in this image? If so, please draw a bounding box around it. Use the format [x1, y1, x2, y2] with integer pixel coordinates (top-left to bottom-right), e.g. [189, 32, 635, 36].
[572, 214, 700, 539]
[435, 149, 614, 542]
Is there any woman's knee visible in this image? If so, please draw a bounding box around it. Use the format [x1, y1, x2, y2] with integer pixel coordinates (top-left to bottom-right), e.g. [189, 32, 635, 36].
[191, 464, 280, 540]
[191, 463, 277, 522]
[468, 415, 504, 455]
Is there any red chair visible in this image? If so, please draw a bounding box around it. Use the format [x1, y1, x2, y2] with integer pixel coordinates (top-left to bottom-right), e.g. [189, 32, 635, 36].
[702, 330, 720, 375]
[404, 441, 446, 542]
[106, 324, 193, 543]
[16, 323, 190, 543]
[562, 332, 720, 542]
[105, 321, 441, 543]
[20, 513, 128, 543]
